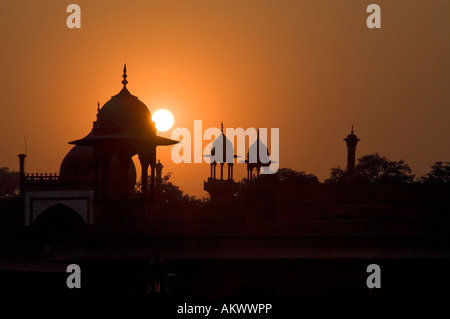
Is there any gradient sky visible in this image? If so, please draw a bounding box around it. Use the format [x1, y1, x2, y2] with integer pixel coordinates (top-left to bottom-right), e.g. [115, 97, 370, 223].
[1, 0, 449, 198]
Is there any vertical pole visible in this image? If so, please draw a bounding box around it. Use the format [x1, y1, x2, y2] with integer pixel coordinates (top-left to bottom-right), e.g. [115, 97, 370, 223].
[18, 154, 26, 225]
[18, 154, 26, 194]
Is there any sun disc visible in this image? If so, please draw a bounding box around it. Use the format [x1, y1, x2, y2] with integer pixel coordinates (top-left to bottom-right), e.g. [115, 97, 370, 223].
[152, 109, 174, 132]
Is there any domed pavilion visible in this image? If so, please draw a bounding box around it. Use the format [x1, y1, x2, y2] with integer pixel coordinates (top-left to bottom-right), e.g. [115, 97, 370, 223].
[69, 64, 178, 201]
[203, 122, 238, 202]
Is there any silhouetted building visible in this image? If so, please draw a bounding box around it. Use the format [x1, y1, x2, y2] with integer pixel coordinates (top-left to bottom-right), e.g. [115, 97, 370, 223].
[6, 76, 450, 301]
[344, 126, 360, 184]
[203, 122, 238, 202]
[245, 129, 271, 180]
[19, 65, 176, 229]
[70, 64, 177, 202]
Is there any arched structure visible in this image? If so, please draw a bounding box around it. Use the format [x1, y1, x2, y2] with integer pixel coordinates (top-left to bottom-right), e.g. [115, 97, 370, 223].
[33, 203, 86, 242]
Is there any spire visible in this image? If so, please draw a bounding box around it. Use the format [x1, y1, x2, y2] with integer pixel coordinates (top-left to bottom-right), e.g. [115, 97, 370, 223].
[97, 101, 100, 112]
[122, 64, 128, 88]
[351, 125, 354, 134]
[221, 122, 224, 133]
[257, 129, 260, 164]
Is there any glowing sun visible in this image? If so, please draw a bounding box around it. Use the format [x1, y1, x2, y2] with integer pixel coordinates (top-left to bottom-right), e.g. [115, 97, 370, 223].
[152, 109, 174, 132]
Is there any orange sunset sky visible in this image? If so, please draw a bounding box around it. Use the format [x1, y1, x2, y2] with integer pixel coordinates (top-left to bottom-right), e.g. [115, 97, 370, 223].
[1, 0, 449, 198]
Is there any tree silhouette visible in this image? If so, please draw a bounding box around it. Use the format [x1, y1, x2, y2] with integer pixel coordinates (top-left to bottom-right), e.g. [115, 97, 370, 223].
[420, 161, 450, 183]
[324, 166, 347, 185]
[235, 168, 319, 217]
[325, 153, 415, 184]
[357, 153, 414, 183]
[257, 168, 319, 184]
[136, 172, 207, 213]
[0, 167, 19, 198]
[159, 172, 204, 205]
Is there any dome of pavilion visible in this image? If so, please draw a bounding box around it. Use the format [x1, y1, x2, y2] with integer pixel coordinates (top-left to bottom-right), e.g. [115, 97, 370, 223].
[93, 65, 155, 137]
[247, 139, 270, 165]
[69, 65, 177, 148]
[210, 123, 235, 163]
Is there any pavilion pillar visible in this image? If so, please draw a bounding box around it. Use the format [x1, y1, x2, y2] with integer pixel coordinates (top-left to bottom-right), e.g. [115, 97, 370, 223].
[118, 154, 132, 198]
[139, 155, 150, 200]
[150, 162, 155, 200]
[100, 156, 111, 199]
[93, 157, 100, 200]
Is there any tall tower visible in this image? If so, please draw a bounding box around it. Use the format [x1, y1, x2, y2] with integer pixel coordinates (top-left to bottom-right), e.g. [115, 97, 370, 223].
[344, 126, 360, 184]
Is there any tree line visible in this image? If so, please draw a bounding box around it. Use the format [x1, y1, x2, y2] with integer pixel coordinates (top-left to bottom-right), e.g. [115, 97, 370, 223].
[1, 154, 450, 199]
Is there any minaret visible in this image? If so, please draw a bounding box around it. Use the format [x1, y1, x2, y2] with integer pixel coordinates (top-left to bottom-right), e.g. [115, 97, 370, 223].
[343, 126, 360, 184]
[18, 154, 26, 186]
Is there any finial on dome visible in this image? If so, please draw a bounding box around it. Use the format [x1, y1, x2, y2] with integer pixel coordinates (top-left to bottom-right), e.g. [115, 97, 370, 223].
[221, 122, 224, 133]
[351, 125, 354, 134]
[97, 101, 100, 112]
[257, 128, 260, 139]
[122, 64, 128, 88]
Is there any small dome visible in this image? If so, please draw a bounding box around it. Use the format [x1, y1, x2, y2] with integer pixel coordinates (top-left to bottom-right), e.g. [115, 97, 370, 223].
[147, 258, 167, 274]
[247, 140, 270, 164]
[60, 144, 95, 183]
[345, 132, 358, 141]
[210, 133, 234, 163]
[344, 127, 360, 149]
